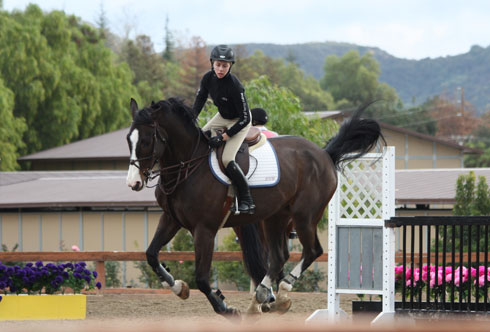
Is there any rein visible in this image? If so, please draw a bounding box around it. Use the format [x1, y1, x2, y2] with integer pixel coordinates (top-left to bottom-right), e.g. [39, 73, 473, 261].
[147, 122, 210, 195]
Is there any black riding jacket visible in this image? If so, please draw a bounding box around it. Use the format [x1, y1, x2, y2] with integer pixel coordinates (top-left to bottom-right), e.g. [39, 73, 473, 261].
[192, 70, 251, 137]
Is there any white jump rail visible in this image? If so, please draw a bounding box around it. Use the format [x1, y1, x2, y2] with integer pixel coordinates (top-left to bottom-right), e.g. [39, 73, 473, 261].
[307, 146, 396, 325]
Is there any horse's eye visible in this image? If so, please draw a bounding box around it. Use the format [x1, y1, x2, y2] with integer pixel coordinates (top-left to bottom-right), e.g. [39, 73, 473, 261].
[140, 139, 151, 148]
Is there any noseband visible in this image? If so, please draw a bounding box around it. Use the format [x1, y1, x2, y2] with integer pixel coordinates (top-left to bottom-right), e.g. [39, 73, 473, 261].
[130, 122, 210, 194]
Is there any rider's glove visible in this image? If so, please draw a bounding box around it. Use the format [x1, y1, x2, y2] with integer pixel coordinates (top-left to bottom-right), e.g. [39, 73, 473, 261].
[209, 133, 225, 148]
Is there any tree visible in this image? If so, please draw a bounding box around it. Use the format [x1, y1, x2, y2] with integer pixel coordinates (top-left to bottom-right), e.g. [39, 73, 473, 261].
[177, 36, 209, 101]
[446, 171, 490, 252]
[95, 1, 109, 40]
[162, 15, 175, 63]
[0, 5, 138, 156]
[119, 34, 168, 103]
[426, 96, 479, 142]
[321, 50, 380, 106]
[234, 50, 335, 111]
[0, 78, 26, 171]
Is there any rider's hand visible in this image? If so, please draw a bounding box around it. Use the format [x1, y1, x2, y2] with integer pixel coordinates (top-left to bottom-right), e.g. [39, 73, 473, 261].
[209, 133, 225, 148]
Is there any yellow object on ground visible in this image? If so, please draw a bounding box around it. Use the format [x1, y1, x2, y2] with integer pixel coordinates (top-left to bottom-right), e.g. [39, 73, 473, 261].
[0, 294, 86, 320]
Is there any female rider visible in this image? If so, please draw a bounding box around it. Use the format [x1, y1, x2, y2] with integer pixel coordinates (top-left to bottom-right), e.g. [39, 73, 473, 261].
[193, 45, 255, 215]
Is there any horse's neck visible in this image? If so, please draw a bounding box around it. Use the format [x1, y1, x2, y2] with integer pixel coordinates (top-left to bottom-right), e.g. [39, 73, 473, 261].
[160, 129, 206, 166]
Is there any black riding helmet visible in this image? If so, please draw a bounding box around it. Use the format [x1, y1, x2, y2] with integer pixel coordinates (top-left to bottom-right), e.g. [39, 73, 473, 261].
[210, 44, 235, 64]
[251, 108, 268, 125]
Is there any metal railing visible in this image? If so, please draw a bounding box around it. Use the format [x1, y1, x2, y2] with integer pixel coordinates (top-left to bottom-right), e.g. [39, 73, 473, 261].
[386, 216, 490, 314]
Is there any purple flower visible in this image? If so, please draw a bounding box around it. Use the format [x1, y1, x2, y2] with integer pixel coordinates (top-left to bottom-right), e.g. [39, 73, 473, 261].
[96, 282, 102, 289]
[62, 272, 69, 279]
[0, 295, 2, 302]
[0, 282, 6, 289]
[0, 265, 6, 272]
[92, 271, 98, 278]
[78, 262, 87, 268]
[26, 262, 33, 268]
[84, 276, 91, 283]
[73, 272, 82, 279]
[35, 261, 43, 268]
[65, 263, 74, 269]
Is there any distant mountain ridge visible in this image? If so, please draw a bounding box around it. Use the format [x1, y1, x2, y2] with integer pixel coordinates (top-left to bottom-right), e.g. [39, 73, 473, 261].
[234, 42, 490, 113]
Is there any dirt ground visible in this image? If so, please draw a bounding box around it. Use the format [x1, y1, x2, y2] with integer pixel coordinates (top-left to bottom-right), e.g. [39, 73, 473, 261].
[0, 290, 367, 332]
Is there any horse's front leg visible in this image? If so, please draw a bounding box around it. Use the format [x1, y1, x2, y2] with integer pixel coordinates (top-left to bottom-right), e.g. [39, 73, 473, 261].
[146, 213, 189, 299]
[193, 226, 241, 319]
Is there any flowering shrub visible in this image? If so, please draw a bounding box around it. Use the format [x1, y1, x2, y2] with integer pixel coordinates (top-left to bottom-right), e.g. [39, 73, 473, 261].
[395, 264, 490, 301]
[0, 261, 102, 296]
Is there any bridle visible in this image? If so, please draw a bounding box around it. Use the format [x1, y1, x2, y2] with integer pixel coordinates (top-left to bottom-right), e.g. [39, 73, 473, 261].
[129, 123, 165, 184]
[130, 121, 210, 195]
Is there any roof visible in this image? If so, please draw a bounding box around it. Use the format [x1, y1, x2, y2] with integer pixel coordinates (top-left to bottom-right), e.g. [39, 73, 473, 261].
[18, 118, 480, 164]
[305, 111, 479, 154]
[379, 122, 480, 154]
[395, 168, 490, 205]
[2, 168, 490, 209]
[18, 128, 130, 162]
[0, 171, 157, 208]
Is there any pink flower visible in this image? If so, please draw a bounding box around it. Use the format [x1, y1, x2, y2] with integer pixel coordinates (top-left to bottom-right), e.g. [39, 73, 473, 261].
[179, 260, 183, 264]
[445, 266, 453, 274]
[405, 268, 412, 280]
[413, 270, 420, 282]
[395, 266, 404, 275]
[471, 267, 477, 278]
[446, 273, 453, 283]
[71, 245, 80, 252]
[476, 275, 486, 287]
[421, 271, 428, 282]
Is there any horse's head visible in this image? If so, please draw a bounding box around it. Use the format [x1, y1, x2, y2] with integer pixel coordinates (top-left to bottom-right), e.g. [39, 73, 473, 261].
[126, 97, 204, 191]
[126, 98, 164, 191]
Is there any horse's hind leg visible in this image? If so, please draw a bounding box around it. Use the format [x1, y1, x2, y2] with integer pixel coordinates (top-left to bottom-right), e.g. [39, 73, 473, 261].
[146, 213, 189, 299]
[247, 212, 291, 316]
[277, 208, 324, 297]
[193, 225, 241, 319]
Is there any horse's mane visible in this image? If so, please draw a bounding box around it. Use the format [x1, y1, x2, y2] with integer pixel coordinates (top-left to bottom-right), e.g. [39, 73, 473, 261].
[133, 107, 153, 125]
[152, 98, 200, 132]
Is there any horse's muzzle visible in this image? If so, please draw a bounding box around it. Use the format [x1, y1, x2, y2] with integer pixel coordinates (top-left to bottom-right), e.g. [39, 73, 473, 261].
[129, 181, 144, 191]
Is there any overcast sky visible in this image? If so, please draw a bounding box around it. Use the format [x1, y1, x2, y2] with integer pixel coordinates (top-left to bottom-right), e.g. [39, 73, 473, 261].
[5, 0, 490, 60]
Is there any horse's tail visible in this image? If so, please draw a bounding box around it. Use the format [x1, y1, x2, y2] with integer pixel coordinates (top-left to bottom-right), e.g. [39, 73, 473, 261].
[235, 223, 268, 287]
[325, 102, 385, 171]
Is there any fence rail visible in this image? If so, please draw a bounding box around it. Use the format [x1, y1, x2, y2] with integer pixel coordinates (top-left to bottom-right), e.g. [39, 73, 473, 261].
[0, 251, 328, 291]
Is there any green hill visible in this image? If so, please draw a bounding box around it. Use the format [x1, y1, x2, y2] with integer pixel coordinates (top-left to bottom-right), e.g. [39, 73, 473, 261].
[234, 42, 490, 113]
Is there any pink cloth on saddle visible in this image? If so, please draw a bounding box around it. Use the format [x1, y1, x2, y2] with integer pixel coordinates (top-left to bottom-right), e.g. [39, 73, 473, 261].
[259, 126, 278, 138]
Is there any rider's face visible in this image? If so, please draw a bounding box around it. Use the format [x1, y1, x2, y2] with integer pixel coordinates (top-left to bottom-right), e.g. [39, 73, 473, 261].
[213, 60, 231, 78]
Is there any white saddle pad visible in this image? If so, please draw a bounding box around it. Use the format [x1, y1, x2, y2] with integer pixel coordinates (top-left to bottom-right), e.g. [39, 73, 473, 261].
[209, 140, 280, 187]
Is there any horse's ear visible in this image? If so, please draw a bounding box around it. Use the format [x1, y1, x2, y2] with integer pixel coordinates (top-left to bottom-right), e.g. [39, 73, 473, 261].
[130, 98, 139, 119]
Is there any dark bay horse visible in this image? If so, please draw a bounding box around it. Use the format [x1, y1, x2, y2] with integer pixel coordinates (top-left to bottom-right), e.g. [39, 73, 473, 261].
[125, 97, 384, 319]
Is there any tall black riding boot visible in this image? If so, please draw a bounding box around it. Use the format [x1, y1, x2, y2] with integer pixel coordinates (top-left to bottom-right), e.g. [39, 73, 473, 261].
[225, 161, 256, 215]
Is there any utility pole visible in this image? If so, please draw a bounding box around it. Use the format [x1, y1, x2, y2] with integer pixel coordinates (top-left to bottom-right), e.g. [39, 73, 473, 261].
[460, 87, 465, 114]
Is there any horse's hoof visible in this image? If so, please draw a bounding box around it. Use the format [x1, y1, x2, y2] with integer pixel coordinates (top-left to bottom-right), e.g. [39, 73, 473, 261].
[177, 280, 190, 299]
[261, 303, 271, 313]
[269, 297, 292, 314]
[224, 306, 242, 322]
